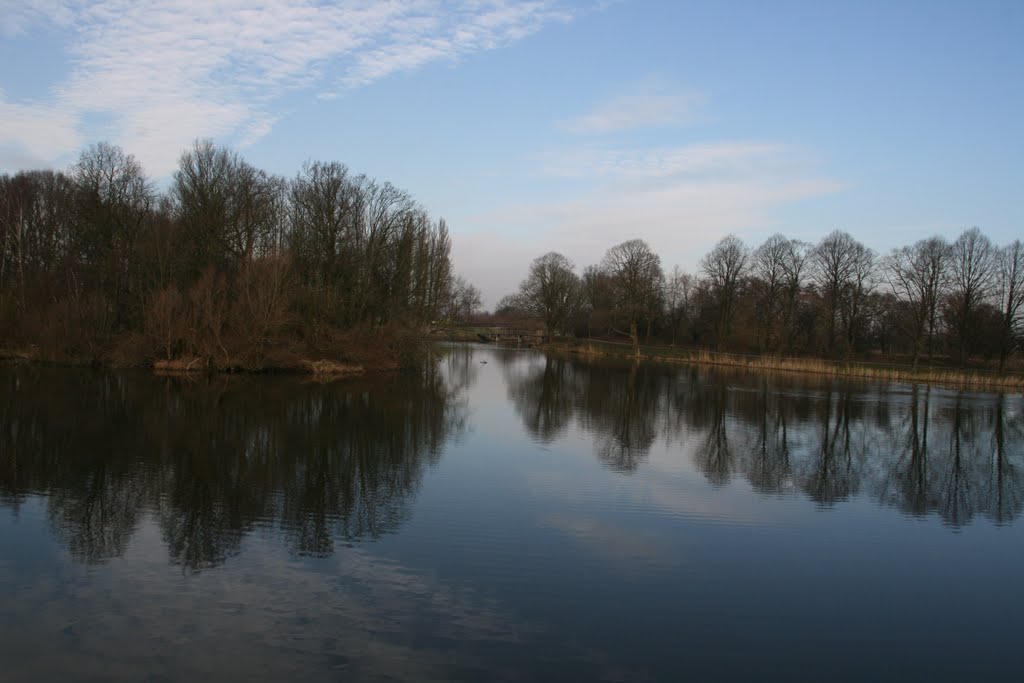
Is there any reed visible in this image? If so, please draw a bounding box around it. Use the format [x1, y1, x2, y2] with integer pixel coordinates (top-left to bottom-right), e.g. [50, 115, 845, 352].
[556, 340, 1024, 391]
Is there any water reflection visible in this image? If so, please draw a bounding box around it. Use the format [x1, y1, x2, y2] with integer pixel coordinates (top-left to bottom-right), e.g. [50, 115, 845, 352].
[2, 344, 1023, 578]
[496, 351, 1024, 526]
[0, 362, 467, 569]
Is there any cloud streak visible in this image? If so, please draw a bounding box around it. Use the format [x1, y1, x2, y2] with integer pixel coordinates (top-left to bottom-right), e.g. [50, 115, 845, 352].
[559, 84, 706, 134]
[0, 0, 592, 175]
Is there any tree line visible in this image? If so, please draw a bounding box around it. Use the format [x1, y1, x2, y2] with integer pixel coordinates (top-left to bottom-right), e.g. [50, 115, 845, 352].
[0, 141, 478, 368]
[499, 229, 1023, 370]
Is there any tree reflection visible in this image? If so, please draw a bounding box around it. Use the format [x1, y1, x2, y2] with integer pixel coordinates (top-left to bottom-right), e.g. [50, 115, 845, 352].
[796, 386, 861, 505]
[2, 350, 1023, 553]
[694, 383, 733, 486]
[500, 353, 660, 471]
[985, 393, 1024, 524]
[738, 379, 792, 493]
[504, 356, 577, 443]
[494, 351, 1024, 527]
[0, 361, 466, 570]
[586, 363, 659, 473]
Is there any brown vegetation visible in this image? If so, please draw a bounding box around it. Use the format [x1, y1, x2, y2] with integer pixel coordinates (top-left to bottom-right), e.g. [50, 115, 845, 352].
[546, 339, 1024, 392]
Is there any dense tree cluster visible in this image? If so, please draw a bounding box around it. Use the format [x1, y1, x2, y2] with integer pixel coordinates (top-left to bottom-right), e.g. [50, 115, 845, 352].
[0, 141, 473, 368]
[500, 229, 1024, 368]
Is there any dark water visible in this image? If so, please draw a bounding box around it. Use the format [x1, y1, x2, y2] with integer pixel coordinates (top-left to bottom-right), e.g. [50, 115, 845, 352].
[2, 345, 1023, 682]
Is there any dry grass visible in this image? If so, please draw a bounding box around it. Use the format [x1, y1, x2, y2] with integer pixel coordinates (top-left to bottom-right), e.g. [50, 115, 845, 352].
[558, 341, 1024, 392]
[0, 346, 37, 361]
[153, 356, 206, 372]
[299, 358, 365, 376]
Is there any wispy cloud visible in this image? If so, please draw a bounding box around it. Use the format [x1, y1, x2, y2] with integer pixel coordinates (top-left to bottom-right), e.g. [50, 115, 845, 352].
[539, 141, 791, 179]
[0, 0, 594, 175]
[559, 82, 706, 134]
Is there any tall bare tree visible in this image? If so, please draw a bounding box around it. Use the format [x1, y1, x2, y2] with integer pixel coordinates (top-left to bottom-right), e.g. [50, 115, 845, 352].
[701, 235, 749, 351]
[841, 241, 875, 356]
[779, 238, 809, 354]
[663, 266, 696, 346]
[996, 240, 1024, 371]
[73, 142, 154, 327]
[750, 234, 792, 352]
[811, 230, 868, 357]
[947, 227, 995, 363]
[510, 252, 582, 336]
[884, 236, 950, 367]
[601, 239, 664, 356]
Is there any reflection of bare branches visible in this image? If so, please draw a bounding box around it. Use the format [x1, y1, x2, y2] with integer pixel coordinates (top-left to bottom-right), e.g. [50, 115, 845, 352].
[741, 380, 792, 492]
[795, 386, 859, 505]
[696, 386, 733, 486]
[881, 384, 932, 516]
[986, 393, 1024, 524]
[586, 364, 658, 473]
[940, 395, 972, 526]
[48, 467, 146, 564]
[504, 356, 576, 443]
[0, 364, 468, 571]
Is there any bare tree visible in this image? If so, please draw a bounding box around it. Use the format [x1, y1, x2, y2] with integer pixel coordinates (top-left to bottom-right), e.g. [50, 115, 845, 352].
[663, 266, 696, 346]
[445, 275, 482, 322]
[947, 227, 995, 363]
[779, 239, 809, 354]
[701, 235, 749, 351]
[510, 252, 583, 337]
[884, 236, 950, 367]
[811, 230, 866, 357]
[842, 241, 875, 356]
[996, 240, 1024, 370]
[581, 263, 614, 337]
[73, 142, 154, 327]
[750, 234, 796, 353]
[601, 239, 664, 356]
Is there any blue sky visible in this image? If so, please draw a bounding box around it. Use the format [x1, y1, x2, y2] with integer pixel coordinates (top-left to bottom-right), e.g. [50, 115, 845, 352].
[1, 0, 1021, 306]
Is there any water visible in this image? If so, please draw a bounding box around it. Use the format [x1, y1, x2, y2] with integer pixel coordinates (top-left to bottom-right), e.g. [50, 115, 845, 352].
[1, 344, 1022, 682]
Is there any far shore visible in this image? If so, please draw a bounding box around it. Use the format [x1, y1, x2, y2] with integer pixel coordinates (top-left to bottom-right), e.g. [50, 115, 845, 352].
[534, 338, 1024, 392]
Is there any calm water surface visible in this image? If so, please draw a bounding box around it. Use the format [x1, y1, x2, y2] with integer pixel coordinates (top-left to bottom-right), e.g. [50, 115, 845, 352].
[2, 344, 1023, 681]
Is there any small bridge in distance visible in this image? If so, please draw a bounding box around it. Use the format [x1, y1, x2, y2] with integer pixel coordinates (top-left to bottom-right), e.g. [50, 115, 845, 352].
[429, 325, 547, 345]
[472, 326, 547, 345]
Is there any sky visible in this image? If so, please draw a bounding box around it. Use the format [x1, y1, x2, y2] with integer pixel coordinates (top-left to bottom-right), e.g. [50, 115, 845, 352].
[1, 0, 1021, 307]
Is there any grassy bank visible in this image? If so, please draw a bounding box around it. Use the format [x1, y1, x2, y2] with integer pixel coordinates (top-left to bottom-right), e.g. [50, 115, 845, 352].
[542, 339, 1024, 392]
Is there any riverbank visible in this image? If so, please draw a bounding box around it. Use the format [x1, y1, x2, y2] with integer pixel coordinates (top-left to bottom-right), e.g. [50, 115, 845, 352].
[541, 339, 1024, 392]
[0, 327, 426, 377]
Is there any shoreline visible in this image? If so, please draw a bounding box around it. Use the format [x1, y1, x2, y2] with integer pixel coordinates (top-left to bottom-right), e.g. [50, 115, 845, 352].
[537, 339, 1024, 392]
[0, 338, 418, 377]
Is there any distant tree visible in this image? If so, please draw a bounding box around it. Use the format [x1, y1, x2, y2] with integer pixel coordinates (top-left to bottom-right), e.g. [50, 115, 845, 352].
[72, 142, 154, 327]
[883, 236, 950, 367]
[445, 275, 482, 322]
[996, 239, 1024, 370]
[509, 251, 583, 337]
[750, 234, 788, 352]
[701, 235, 749, 351]
[841, 240, 875, 355]
[581, 263, 614, 337]
[663, 266, 696, 346]
[0, 170, 76, 317]
[601, 239, 664, 356]
[778, 238, 809, 354]
[947, 227, 995, 363]
[811, 230, 871, 357]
